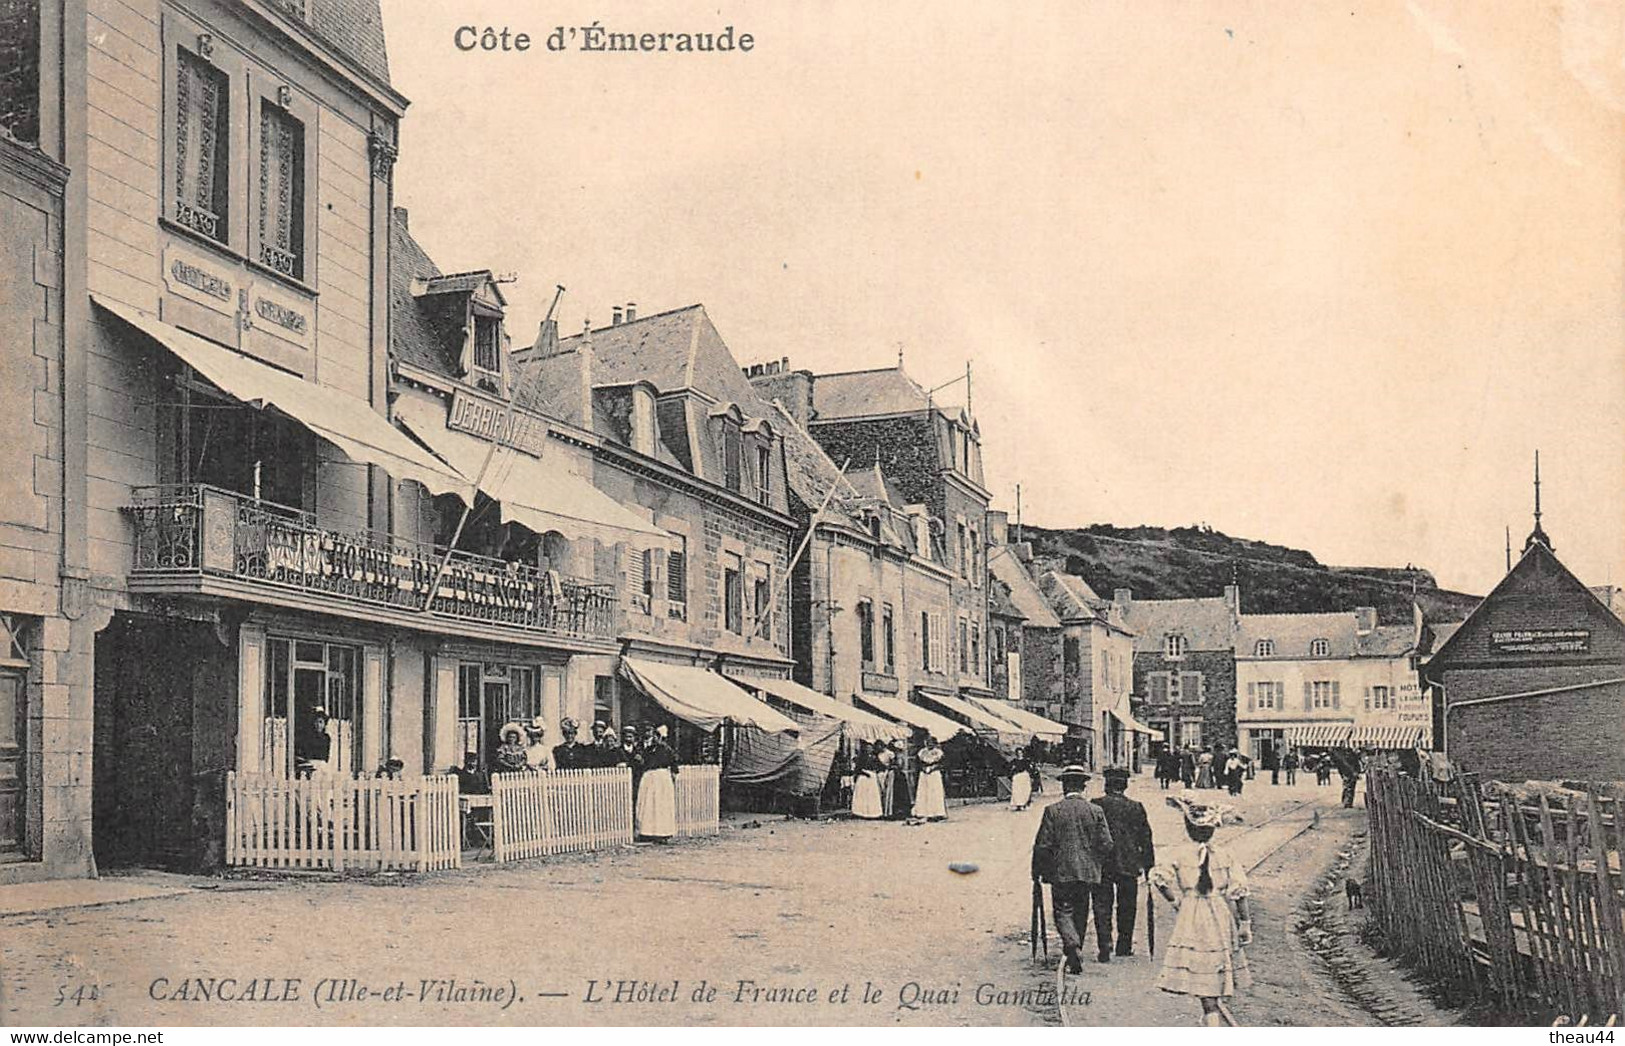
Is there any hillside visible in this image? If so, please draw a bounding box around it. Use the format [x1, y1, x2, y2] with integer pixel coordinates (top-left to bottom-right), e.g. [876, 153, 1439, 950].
[1021, 523, 1481, 624]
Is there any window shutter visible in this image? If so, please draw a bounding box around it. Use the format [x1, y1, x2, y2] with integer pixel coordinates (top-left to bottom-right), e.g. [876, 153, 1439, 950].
[1303, 681, 1313, 711]
[1364, 686, 1371, 711]
[1332, 681, 1341, 709]
[1246, 682, 1255, 712]
[1182, 672, 1201, 704]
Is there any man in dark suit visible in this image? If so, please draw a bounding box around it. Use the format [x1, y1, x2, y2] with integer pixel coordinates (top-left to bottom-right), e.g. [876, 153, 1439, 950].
[1031, 765, 1116, 974]
[1091, 766, 1156, 959]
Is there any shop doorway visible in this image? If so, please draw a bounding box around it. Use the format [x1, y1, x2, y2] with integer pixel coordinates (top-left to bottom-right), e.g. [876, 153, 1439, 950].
[0, 668, 24, 857]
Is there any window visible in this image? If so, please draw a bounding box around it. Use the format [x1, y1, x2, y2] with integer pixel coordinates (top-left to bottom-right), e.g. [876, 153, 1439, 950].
[1180, 671, 1203, 704]
[957, 522, 969, 578]
[1148, 673, 1169, 704]
[857, 600, 875, 666]
[756, 443, 772, 505]
[722, 424, 743, 492]
[1306, 680, 1340, 710]
[1164, 634, 1189, 659]
[666, 542, 687, 615]
[173, 45, 232, 243]
[1183, 720, 1203, 748]
[881, 604, 895, 672]
[508, 666, 541, 723]
[593, 675, 615, 725]
[958, 617, 969, 673]
[1063, 636, 1080, 675]
[753, 568, 772, 639]
[473, 313, 502, 374]
[1254, 639, 1274, 657]
[920, 611, 931, 671]
[256, 101, 306, 279]
[457, 663, 484, 768]
[0, 0, 40, 145]
[1309, 638, 1330, 658]
[1249, 681, 1283, 711]
[1367, 685, 1392, 711]
[971, 623, 980, 675]
[969, 526, 980, 586]
[724, 553, 743, 634]
[627, 547, 653, 614]
[260, 637, 361, 779]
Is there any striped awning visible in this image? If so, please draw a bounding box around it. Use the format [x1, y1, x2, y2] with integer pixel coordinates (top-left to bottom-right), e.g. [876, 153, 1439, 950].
[1284, 723, 1353, 748]
[1347, 724, 1429, 749]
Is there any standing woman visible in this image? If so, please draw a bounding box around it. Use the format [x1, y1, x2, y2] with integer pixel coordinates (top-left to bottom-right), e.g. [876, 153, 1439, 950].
[911, 735, 948, 821]
[876, 740, 898, 818]
[635, 724, 679, 842]
[851, 741, 884, 819]
[1151, 793, 1254, 1026]
[1195, 748, 1215, 789]
[1009, 748, 1034, 811]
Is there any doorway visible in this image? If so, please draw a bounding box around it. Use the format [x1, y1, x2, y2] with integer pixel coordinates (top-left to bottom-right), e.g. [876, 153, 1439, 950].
[0, 669, 24, 857]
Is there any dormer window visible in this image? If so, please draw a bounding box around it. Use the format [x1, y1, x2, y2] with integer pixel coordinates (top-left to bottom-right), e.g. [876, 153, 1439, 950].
[1254, 639, 1274, 657]
[1165, 634, 1189, 660]
[473, 314, 502, 375]
[755, 443, 771, 505]
[1309, 638, 1330, 657]
[722, 422, 743, 492]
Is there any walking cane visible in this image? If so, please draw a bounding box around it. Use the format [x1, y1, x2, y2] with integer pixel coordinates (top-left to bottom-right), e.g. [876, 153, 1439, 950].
[1146, 874, 1156, 957]
[1031, 880, 1048, 964]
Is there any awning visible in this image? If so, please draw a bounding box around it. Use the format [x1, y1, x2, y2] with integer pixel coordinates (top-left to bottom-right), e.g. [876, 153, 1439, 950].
[963, 696, 1067, 741]
[395, 396, 673, 548]
[1284, 723, 1354, 748]
[1348, 724, 1428, 749]
[1105, 705, 1161, 738]
[914, 688, 1030, 740]
[620, 658, 799, 734]
[853, 694, 971, 740]
[94, 297, 467, 497]
[736, 677, 910, 743]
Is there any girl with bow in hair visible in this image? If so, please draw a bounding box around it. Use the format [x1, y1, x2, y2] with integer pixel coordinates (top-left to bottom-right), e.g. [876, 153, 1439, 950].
[1150, 792, 1253, 1026]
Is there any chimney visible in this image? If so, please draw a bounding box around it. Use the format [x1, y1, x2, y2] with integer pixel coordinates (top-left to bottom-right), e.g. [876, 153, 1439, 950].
[746, 361, 814, 429]
[1354, 606, 1377, 635]
[1012, 541, 1033, 563]
[986, 510, 1008, 547]
[1224, 584, 1241, 615]
[576, 333, 595, 428]
[611, 306, 623, 326]
[1114, 588, 1133, 612]
[625, 302, 636, 322]
[393, 206, 409, 230]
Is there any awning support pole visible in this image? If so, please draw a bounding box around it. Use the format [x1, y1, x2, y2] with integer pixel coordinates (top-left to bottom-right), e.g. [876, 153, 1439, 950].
[420, 285, 565, 612]
[746, 455, 851, 639]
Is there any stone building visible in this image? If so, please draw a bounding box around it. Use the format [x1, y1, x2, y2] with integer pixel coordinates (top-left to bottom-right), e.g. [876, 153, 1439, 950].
[516, 304, 799, 741]
[1423, 521, 1625, 782]
[1038, 571, 1141, 768]
[985, 517, 1061, 719]
[1117, 587, 1242, 757]
[748, 360, 993, 705]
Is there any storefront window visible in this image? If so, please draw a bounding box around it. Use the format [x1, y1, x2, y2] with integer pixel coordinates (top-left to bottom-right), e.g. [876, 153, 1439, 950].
[164, 377, 311, 509]
[261, 636, 360, 778]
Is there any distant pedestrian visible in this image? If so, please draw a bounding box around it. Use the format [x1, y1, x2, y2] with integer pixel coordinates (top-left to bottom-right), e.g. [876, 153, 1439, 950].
[1179, 748, 1196, 789]
[1032, 765, 1116, 974]
[1152, 792, 1254, 1026]
[1315, 754, 1332, 787]
[911, 736, 948, 821]
[1195, 749, 1215, 789]
[1010, 750, 1034, 811]
[1263, 747, 1280, 786]
[1092, 767, 1155, 960]
[1283, 748, 1299, 786]
[1224, 750, 1244, 797]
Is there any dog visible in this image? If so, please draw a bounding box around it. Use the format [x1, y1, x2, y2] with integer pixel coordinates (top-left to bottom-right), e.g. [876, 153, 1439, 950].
[1345, 878, 1364, 909]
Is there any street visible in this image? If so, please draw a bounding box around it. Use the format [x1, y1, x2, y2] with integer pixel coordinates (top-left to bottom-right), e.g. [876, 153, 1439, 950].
[1, 775, 1444, 1027]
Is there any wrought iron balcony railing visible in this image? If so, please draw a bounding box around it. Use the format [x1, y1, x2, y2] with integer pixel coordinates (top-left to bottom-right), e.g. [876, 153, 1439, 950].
[125, 484, 618, 642]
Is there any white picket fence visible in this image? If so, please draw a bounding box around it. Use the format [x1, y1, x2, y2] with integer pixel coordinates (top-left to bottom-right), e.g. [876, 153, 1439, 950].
[674, 764, 721, 839]
[225, 772, 461, 872]
[490, 767, 634, 862]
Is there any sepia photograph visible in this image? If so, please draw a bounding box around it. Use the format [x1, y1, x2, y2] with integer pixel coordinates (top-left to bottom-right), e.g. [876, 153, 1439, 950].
[0, 0, 1622, 1031]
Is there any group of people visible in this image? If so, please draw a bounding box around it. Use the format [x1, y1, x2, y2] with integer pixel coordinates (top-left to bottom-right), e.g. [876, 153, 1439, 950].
[469, 716, 685, 842]
[1153, 746, 1252, 796]
[1032, 766, 1253, 1027]
[850, 735, 948, 822]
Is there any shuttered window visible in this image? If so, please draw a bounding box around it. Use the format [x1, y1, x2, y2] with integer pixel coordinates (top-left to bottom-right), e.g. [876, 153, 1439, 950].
[666, 545, 686, 604]
[1180, 672, 1203, 704]
[1149, 673, 1169, 704]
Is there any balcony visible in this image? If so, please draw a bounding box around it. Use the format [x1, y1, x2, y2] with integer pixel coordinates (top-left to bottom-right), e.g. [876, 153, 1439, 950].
[125, 485, 619, 645]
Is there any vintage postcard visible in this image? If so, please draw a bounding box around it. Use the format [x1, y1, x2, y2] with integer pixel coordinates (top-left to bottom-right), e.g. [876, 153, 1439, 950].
[0, 0, 1621, 1032]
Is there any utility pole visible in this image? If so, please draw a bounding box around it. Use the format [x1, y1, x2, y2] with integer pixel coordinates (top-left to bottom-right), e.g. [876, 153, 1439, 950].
[1015, 484, 1023, 544]
[746, 457, 852, 640]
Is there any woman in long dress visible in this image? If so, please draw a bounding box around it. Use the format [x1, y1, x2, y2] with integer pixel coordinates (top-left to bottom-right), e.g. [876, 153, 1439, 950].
[851, 741, 884, 819]
[1151, 792, 1254, 1026]
[635, 725, 679, 841]
[1194, 749, 1216, 789]
[1009, 750, 1033, 810]
[911, 737, 948, 821]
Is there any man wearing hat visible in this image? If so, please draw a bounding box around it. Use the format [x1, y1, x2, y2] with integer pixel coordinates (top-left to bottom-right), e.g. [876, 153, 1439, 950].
[1092, 766, 1156, 959]
[1031, 765, 1116, 974]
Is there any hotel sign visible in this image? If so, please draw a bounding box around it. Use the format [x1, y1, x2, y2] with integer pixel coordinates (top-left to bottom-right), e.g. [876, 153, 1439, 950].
[447, 389, 547, 455]
[1491, 629, 1590, 655]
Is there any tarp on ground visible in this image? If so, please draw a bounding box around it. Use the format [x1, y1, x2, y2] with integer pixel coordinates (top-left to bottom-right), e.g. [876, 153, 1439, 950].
[736, 676, 910, 743]
[963, 696, 1068, 741]
[722, 718, 843, 795]
[853, 694, 970, 740]
[620, 658, 800, 734]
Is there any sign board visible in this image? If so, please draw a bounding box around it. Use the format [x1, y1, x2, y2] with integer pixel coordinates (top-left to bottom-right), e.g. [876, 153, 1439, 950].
[1490, 629, 1590, 655]
[447, 389, 548, 456]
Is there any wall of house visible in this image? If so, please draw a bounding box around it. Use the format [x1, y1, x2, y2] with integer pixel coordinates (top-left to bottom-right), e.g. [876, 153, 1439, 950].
[1446, 678, 1625, 782]
[1022, 624, 1063, 719]
[1134, 648, 1237, 751]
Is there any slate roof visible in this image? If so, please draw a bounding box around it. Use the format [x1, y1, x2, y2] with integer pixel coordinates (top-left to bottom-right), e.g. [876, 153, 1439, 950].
[764, 399, 860, 518]
[988, 575, 1024, 621]
[548, 305, 768, 408]
[419, 271, 502, 301]
[1237, 611, 1414, 660]
[390, 213, 448, 375]
[988, 548, 1061, 629]
[811, 367, 930, 420]
[1121, 596, 1239, 655]
[271, 0, 391, 86]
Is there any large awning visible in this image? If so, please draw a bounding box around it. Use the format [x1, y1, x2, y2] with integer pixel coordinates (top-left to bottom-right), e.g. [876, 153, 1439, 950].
[964, 696, 1068, 741]
[1348, 724, 1429, 749]
[914, 688, 1030, 740]
[736, 677, 910, 743]
[1285, 723, 1354, 748]
[94, 297, 467, 497]
[620, 658, 799, 734]
[1105, 706, 1161, 738]
[395, 396, 674, 548]
[853, 694, 970, 740]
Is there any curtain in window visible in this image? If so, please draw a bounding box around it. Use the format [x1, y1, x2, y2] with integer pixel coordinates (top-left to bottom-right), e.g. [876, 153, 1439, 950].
[175, 49, 229, 240]
[258, 104, 304, 277]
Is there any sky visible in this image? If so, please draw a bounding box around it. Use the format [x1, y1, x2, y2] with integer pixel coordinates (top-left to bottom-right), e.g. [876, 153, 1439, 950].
[377, 0, 1625, 597]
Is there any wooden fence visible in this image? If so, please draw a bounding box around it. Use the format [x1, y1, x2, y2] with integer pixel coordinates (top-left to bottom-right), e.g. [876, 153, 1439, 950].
[1366, 767, 1625, 1021]
[675, 764, 721, 839]
[490, 767, 634, 862]
[225, 772, 461, 872]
